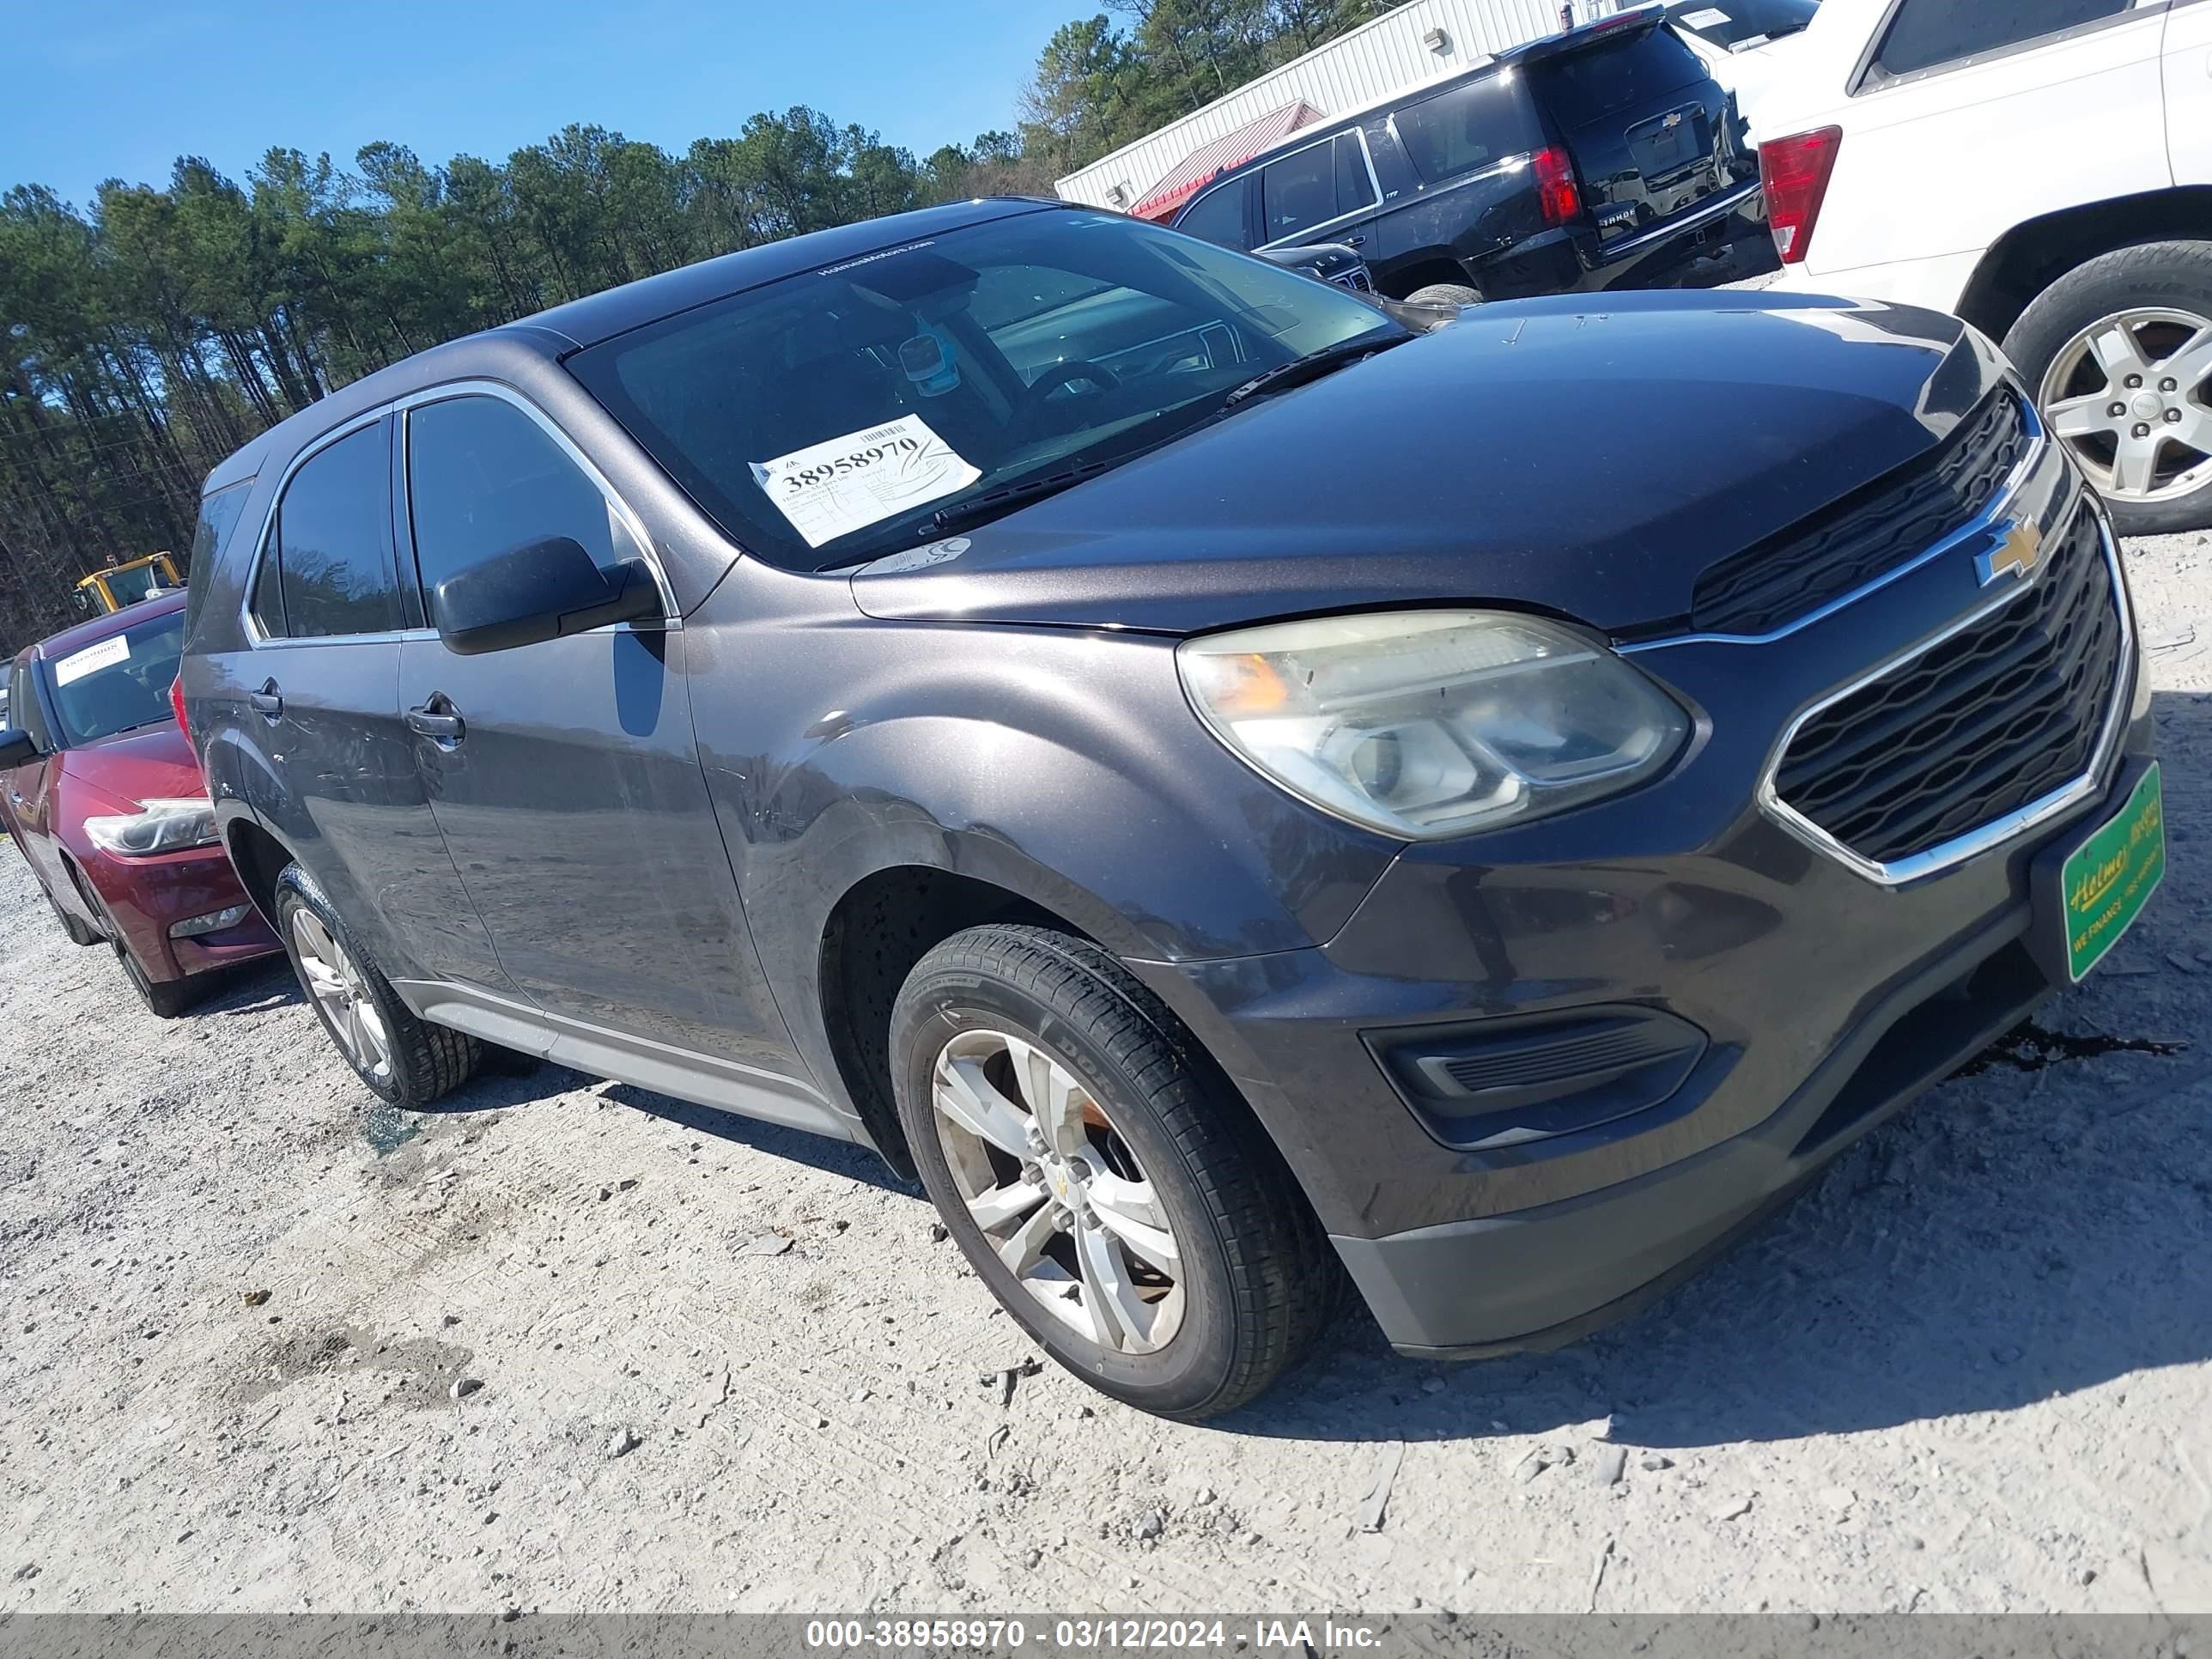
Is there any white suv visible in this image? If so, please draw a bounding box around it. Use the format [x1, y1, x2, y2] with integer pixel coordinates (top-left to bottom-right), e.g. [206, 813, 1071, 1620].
[1753, 0, 2212, 532]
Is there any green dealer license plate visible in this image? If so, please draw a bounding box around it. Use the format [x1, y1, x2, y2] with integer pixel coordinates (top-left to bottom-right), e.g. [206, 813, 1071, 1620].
[2051, 761, 2166, 982]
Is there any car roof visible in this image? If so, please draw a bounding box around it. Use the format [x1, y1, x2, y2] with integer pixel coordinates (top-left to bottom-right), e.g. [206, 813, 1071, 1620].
[1195, 60, 1512, 198]
[30, 588, 187, 662]
[1494, 3, 1668, 64]
[201, 196, 1071, 495]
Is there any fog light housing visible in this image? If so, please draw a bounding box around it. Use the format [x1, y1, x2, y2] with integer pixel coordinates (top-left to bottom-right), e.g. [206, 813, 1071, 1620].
[1367, 1005, 1713, 1152]
[170, 902, 250, 939]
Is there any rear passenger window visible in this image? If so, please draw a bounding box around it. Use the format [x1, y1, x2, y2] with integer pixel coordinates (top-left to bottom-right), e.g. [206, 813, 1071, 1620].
[1259, 143, 1338, 243]
[1333, 133, 1377, 216]
[184, 477, 252, 636]
[5, 659, 35, 744]
[1392, 77, 1534, 185]
[1175, 181, 1250, 250]
[1257, 133, 1377, 244]
[406, 395, 639, 608]
[1869, 0, 2130, 82]
[260, 423, 401, 640]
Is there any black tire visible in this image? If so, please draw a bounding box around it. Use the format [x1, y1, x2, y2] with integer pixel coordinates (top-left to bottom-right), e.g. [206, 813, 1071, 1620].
[48, 888, 100, 947]
[1404, 283, 1484, 308]
[890, 924, 1345, 1419]
[272, 861, 481, 1108]
[2002, 240, 2212, 536]
[114, 938, 198, 1019]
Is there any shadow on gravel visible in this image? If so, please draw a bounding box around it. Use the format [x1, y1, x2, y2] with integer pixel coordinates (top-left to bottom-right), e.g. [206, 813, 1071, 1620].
[601, 1083, 914, 1194]
[190, 958, 300, 1018]
[1223, 690, 2212, 1451]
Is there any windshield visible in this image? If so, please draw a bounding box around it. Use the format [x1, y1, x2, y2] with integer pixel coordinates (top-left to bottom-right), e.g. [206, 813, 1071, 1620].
[569, 209, 1405, 570]
[44, 610, 185, 746]
[102, 563, 161, 607]
[1666, 0, 1818, 49]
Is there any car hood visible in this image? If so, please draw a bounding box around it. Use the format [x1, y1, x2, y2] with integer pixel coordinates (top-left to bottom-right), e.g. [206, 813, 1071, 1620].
[850, 290, 1993, 639]
[58, 724, 203, 811]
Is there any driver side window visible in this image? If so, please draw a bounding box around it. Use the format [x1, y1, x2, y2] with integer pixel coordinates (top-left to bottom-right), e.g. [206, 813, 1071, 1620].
[405, 395, 644, 619]
[7, 659, 40, 746]
[1175, 180, 1253, 251]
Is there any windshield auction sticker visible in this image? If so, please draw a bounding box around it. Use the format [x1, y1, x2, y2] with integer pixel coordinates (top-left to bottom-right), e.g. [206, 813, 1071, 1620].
[52, 634, 131, 686]
[753, 416, 981, 550]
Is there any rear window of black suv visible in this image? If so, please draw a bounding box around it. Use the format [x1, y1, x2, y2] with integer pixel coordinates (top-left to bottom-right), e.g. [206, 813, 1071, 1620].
[1528, 27, 1707, 125]
[1390, 77, 1542, 185]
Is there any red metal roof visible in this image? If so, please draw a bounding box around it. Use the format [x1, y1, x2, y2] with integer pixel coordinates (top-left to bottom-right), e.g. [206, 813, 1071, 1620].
[1131, 101, 1326, 223]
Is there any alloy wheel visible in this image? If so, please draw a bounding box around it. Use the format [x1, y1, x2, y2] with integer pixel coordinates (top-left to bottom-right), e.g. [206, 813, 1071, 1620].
[2039, 307, 2212, 503]
[929, 1029, 1186, 1354]
[290, 908, 393, 1084]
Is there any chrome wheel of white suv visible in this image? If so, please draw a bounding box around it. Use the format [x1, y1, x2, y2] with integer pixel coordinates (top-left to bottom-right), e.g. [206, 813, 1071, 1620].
[2039, 305, 2212, 505]
[2005, 240, 2212, 535]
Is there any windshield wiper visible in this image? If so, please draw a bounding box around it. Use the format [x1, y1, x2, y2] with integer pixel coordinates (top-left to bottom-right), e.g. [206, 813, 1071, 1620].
[928, 460, 1112, 536]
[1220, 334, 1404, 408]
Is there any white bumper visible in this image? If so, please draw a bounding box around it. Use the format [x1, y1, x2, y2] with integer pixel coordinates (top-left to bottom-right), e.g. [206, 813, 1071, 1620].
[1767, 250, 1986, 320]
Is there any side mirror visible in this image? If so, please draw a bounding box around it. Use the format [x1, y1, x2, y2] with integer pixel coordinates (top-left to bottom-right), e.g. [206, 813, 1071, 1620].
[432, 536, 662, 656]
[0, 727, 38, 770]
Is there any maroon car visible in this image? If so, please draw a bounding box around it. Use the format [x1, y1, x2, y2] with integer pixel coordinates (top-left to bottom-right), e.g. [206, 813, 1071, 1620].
[2, 592, 280, 1015]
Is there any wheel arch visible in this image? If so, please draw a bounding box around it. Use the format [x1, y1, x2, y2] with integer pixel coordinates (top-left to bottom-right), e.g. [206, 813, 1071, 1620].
[815, 860, 1101, 1176]
[1376, 255, 1480, 301]
[1955, 187, 2212, 343]
[221, 809, 297, 933]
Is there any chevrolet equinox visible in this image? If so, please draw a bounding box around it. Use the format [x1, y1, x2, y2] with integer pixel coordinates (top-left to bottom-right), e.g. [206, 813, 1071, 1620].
[177, 198, 2165, 1419]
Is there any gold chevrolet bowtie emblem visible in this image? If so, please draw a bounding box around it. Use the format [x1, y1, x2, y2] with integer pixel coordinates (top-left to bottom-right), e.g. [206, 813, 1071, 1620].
[1979, 520, 2044, 585]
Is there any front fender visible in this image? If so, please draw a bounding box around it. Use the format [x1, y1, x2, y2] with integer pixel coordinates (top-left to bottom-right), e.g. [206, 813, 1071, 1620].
[684, 605, 1399, 1091]
[707, 624, 1395, 956]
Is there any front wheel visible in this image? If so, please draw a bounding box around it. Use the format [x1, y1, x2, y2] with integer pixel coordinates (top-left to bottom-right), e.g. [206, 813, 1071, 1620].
[890, 924, 1344, 1419]
[48, 888, 100, 947]
[272, 862, 480, 1108]
[115, 938, 198, 1019]
[2004, 240, 2212, 535]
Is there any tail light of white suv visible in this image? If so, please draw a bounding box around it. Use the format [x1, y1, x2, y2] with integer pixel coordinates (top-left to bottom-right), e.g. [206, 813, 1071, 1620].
[1759, 125, 1843, 264]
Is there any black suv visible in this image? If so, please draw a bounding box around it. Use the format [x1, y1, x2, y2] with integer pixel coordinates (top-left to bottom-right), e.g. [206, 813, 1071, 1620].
[180, 198, 2157, 1419]
[1171, 5, 1768, 305]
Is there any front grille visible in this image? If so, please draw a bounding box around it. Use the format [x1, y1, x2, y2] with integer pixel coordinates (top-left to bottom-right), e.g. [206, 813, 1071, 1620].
[1771, 504, 2123, 869]
[1692, 389, 2033, 636]
[1330, 266, 1374, 293]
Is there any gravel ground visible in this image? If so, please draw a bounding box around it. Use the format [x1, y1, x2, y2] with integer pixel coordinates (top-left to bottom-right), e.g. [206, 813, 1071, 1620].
[2, 534, 2209, 1617]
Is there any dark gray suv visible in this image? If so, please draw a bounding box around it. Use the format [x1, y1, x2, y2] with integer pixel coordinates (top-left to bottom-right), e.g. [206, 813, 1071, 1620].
[179, 198, 2160, 1419]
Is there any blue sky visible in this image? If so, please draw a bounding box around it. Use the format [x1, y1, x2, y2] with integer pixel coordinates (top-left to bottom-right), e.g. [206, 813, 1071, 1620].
[8, 0, 1066, 209]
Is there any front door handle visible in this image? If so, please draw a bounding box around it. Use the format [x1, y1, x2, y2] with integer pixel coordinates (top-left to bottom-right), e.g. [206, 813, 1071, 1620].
[406, 696, 465, 743]
[1344, 234, 1366, 246]
[247, 680, 283, 720]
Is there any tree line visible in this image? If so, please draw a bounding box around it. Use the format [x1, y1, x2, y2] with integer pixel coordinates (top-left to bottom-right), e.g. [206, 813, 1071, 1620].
[0, 0, 1392, 653]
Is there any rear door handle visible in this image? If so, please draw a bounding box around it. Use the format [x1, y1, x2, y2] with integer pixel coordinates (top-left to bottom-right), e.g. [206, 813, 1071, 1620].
[406, 696, 465, 743]
[1344, 234, 1366, 246]
[248, 680, 283, 719]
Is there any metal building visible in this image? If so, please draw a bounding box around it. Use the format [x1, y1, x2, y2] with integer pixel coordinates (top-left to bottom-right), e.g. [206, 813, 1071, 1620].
[1054, 0, 1626, 214]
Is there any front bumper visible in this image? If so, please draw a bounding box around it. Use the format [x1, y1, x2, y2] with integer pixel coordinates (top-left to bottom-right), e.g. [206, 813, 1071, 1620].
[79, 840, 282, 983]
[1127, 426, 2154, 1356]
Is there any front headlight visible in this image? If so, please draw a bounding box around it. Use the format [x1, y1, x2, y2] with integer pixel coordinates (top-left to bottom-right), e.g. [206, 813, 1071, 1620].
[1177, 611, 1691, 839]
[83, 798, 220, 858]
